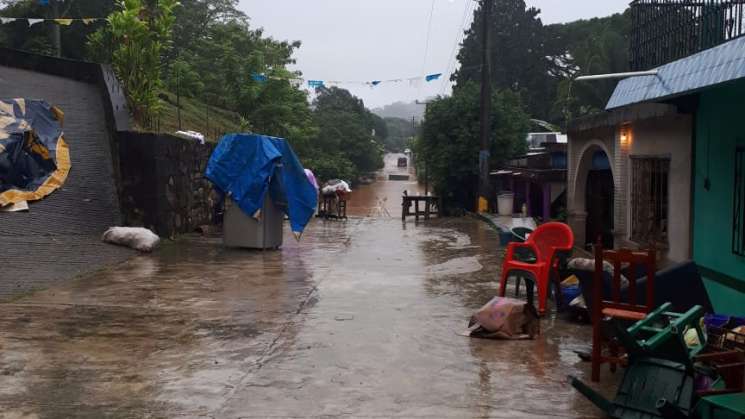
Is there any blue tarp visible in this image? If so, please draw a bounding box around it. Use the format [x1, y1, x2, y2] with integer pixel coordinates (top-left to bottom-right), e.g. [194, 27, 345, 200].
[205, 134, 317, 235]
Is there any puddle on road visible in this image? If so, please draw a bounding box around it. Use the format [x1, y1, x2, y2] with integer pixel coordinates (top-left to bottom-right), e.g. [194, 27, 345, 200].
[0, 153, 615, 418]
[426, 256, 483, 277]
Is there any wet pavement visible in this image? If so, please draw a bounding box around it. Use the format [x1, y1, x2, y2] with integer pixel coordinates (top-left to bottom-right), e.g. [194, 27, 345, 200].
[0, 154, 616, 418]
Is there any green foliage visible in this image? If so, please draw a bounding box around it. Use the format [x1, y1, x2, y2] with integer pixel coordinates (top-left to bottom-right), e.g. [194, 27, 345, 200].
[453, 0, 630, 126]
[455, 0, 556, 120]
[166, 59, 204, 98]
[305, 87, 385, 182]
[382, 117, 416, 152]
[155, 1, 317, 154]
[3, 0, 631, 189]
[546, 13, 630, 126]
[416, 82, 529, 212]
[88, 0, 179, 127]
[303, 153, 356, 187]
[157, 91, 243, 141]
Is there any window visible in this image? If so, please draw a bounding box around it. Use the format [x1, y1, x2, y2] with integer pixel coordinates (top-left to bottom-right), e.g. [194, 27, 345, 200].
[734, 147, 745, 256]
[631, 156, 670, 245]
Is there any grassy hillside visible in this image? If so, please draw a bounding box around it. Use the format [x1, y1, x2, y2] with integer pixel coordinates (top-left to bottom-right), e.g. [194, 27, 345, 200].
[155, 91, 243, 142]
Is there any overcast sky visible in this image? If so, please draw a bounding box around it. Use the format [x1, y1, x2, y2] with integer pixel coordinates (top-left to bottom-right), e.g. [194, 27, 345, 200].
[239, 0, 630, 108]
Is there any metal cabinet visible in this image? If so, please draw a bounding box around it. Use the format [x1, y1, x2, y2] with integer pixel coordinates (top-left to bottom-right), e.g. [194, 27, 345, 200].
[223, 196, 283, 249]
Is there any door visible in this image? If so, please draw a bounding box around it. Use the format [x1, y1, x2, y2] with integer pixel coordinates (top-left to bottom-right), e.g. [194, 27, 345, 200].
[585, 169, 614, 248]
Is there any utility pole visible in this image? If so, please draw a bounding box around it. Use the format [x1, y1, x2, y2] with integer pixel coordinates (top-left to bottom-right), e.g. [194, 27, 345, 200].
[413, 104, 429, 196]
[50, 0, 62, 57]
[176, 67, 182, 130]
[477, 0, 492, 213]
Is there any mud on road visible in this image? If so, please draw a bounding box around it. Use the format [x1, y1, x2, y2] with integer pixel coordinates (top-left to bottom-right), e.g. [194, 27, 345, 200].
[0, 154, 614, 418]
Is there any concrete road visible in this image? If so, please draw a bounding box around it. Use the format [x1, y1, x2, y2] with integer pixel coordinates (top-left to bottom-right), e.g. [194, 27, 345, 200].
[0, 155, 614, 418]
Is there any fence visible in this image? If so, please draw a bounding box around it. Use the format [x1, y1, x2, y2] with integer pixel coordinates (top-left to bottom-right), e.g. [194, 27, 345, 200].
[630, 0, 745, 70]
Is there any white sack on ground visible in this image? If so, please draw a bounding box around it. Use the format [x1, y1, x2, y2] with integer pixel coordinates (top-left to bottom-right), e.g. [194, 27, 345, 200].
[321, 179, 351, 195]
[102, 227, 160, 252]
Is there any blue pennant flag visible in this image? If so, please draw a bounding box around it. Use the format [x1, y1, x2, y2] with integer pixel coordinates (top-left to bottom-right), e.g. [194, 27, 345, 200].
[371, 81, 381, 86]
[251, 73, 268, 83]
[425, 73, 442, 82]
[308, 80, 324, 88]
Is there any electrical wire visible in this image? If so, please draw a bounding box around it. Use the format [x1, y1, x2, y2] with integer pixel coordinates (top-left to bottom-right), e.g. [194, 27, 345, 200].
[419, 0, 437, 95]
[440, 0, 475, 96]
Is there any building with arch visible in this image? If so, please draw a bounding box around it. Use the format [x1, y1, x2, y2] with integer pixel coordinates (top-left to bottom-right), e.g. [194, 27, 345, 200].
[566, 32, 745, 315]
[567, 104, 693, 262]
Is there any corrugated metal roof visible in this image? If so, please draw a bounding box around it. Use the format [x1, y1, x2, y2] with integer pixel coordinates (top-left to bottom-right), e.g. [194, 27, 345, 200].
[606, 36, 745, 109]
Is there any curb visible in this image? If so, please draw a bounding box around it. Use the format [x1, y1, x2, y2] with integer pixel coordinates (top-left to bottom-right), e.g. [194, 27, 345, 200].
[468, 211, 505, 233]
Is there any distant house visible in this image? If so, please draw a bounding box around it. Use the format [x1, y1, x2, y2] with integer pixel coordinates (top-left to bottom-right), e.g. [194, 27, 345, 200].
[566, 0, 745, 315]
[492, 140, 567, 221]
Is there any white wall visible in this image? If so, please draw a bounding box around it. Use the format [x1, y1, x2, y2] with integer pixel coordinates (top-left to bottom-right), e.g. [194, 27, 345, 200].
[567, 110, 693, 263]
[624, 115, 692, 262]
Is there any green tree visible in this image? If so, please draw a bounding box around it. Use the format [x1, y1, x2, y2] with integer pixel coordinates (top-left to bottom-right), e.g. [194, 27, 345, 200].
[167, 0, 245, 65]
[88, 0, 179, 127]
[452, 1, 631, 126]
[382, 117, 416, 152]
[546, 13, 630, 126]
[166, 58, 205, 98]
[307, 87, 385, 182]
[454, 0, 557, 121]
[416, 82, 529, 212]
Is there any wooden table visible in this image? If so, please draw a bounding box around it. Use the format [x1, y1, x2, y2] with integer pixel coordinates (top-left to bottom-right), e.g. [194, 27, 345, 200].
[401, 195, 439, 221]
[318, 193, 348, 219]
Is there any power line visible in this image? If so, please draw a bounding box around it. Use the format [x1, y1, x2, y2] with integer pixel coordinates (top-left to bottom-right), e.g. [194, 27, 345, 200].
[419, 0, 436, 95]
[440, 0, 475, 96]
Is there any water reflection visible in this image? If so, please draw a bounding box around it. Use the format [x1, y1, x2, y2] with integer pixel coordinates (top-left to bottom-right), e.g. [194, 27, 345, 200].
[346, 153, 424, 217]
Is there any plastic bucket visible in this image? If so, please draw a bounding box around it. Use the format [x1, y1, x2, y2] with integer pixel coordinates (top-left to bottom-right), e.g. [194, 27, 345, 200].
[562, 285, 582, 304]
[497, 193, 514, 216]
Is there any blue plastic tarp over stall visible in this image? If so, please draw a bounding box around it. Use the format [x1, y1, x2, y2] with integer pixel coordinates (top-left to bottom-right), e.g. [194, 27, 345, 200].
[205, 133, 318, 235]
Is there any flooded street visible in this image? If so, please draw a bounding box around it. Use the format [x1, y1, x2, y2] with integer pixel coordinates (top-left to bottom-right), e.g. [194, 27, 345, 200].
[346, 153, 422, 218]
[0, 154, 613, 418]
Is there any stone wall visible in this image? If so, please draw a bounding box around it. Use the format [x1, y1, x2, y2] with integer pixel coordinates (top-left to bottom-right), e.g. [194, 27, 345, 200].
[118, 132, 219, 238]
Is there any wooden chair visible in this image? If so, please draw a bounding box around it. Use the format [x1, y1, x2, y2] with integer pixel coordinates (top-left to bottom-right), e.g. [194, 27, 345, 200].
[591, 242, 656, 382]
[695, 350, 745, 396]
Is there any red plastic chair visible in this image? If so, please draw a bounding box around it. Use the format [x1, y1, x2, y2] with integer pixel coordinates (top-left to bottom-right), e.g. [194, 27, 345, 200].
[498, 222, 574, 315]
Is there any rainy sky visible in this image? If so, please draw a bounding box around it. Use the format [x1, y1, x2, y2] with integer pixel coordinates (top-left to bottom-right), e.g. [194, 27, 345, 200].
[239, 0, 630, 108]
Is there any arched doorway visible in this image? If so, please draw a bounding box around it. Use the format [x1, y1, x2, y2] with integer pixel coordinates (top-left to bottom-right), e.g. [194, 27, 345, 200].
[572, 142, 615, 249]
[585, 150, 614, 248]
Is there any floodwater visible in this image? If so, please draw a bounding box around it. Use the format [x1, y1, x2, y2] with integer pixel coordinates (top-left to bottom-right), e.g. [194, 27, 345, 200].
[0, 154, 615, 418]
[346, 153, 422, 218]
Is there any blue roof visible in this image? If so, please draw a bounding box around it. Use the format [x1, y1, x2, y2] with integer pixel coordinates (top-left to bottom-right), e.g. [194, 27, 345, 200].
[606, 36, 745, 109]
